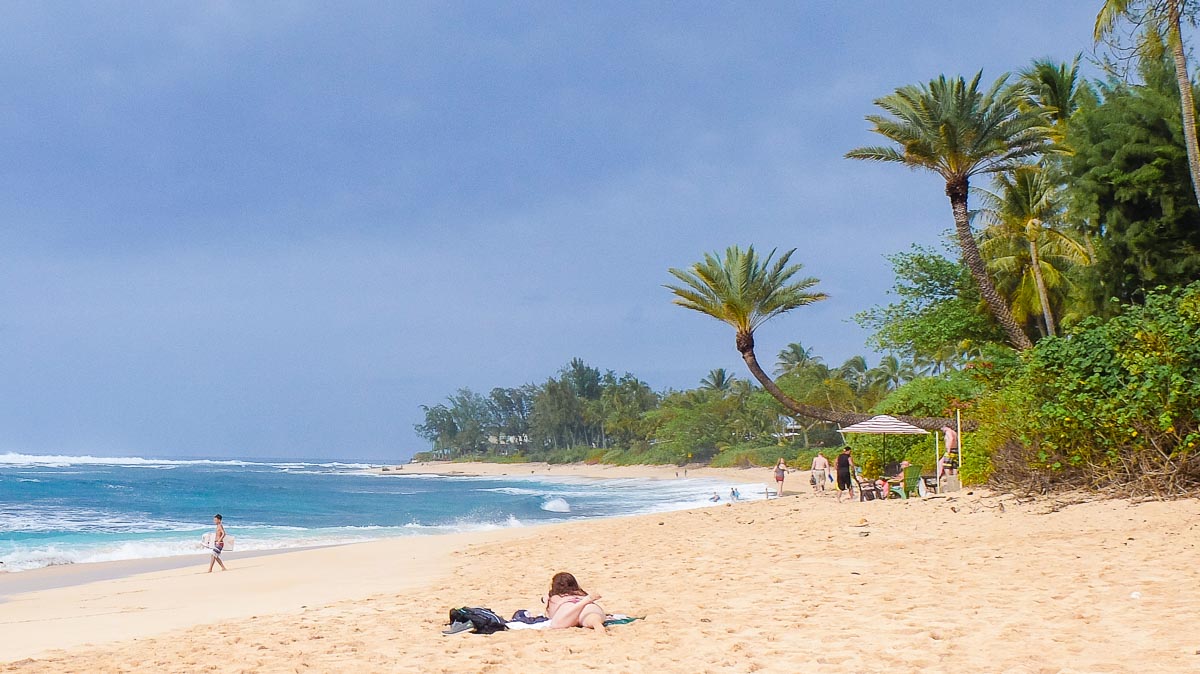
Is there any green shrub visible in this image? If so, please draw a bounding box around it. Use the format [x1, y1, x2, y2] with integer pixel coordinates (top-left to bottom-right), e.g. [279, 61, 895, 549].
[977, 283, 1200, 496]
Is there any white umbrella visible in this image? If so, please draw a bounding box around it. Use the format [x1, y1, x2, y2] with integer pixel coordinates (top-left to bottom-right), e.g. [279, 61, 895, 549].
[837, 414, 929, 435]
[838, 415, 932, 493]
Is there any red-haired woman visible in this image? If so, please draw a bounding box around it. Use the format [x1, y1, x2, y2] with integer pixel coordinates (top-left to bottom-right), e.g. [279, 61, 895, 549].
[545, 572, 606, 632]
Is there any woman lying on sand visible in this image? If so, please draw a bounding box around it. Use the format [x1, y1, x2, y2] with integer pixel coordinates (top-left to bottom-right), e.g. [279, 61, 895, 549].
[545, 572, 606, 632]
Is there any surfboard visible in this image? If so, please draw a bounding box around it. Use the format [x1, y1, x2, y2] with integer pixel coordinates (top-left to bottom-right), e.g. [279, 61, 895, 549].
[201, 533, 235, 551]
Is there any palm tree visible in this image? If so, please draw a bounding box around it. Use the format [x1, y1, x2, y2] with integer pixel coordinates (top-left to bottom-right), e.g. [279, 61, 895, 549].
[868, 354, 916, 392]
[667, 246, 966, 430]
[976, 166, 1091, 337]
[1019, 56, 1083, 129]
[836, 355, 871, 393]
[775, 342, 823, 376]
[1096, 0, 1200, 209]
[699, 368, 737, 392]
[847, 72, 1051, 350]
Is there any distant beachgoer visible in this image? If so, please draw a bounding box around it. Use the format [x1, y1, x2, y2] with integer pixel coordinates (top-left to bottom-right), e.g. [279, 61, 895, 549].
[835, 447, 856, 503]
[544, 572, 606, 632]
[773, 458, 787, 496]
[729, 487, 740, 501]
[938, 425, 960, 478]
[709, 492, 721, 502]
[207, 514, 227, 572]
[810, 452, 830, 493]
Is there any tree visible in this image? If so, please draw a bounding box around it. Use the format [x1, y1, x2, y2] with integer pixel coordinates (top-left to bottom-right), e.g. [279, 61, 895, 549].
[414, 403, 457, 454]
[667, 246, 965, 430]
[1020, 56, 1084, 130]
[977, 166, 1092, 337]
[700, 368, 737, 391]
[1096, 0, 1200, 208]
[775, 342, 823, 376]
[868, 354, 917, 392]
[854, 245, 1005, 361]
[847, 72, 1053, 349]
[487, 385, 536, 449]
[1065, 57, 1200, 303]
[529, 378, 587, 449]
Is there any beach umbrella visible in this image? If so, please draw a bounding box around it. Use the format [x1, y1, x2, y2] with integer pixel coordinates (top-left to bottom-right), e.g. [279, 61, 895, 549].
[837, 415, 931, 483]
[837, 414, 929, 436]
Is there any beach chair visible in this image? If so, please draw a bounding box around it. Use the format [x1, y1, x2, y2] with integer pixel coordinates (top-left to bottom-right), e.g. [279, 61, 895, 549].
[856, 477, 884, 502]
[889, 465, 923, 499]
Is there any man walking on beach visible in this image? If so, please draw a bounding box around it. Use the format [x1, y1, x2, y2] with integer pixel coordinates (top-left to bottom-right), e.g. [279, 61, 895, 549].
[207, 514, 227, 572]
[810, 451, 829, 493]
[835, 447, 856, 503]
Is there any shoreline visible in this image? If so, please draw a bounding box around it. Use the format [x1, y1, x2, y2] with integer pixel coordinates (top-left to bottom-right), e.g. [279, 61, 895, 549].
[374, 460, 785, 486]
[2, 462, 778, 587]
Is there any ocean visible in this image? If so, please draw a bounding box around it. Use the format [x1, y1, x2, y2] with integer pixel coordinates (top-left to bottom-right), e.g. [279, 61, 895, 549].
[0, 453, 762, 573]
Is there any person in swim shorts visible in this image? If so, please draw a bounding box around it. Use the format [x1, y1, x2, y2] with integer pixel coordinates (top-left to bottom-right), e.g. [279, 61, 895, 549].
[207, 514, 227, 572]
[810, 451, 829, 493]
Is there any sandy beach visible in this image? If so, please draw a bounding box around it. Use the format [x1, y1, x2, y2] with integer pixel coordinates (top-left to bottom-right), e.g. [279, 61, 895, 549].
[2, 463, 1198, 673]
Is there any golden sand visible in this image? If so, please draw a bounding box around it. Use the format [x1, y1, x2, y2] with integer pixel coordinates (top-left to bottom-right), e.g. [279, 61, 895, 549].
[2, 463, 1197, 673]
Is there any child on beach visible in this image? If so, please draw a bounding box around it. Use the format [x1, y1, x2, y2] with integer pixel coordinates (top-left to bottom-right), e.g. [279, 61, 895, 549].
[544, 572, 606, 632]
[773, 458, 787, 496]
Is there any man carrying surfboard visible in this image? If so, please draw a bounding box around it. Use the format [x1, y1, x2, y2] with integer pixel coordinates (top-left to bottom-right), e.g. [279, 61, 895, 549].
[207, 514, 227, 572]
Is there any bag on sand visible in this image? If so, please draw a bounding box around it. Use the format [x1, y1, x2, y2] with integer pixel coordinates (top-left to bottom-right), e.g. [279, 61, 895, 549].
[448, 607, 508, 634]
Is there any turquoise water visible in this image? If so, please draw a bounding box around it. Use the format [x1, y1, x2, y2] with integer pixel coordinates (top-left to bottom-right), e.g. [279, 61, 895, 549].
[0, 453, 760, 572]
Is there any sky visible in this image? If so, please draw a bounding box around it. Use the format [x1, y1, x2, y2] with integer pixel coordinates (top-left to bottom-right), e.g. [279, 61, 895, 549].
[0, 2, 1100, 460]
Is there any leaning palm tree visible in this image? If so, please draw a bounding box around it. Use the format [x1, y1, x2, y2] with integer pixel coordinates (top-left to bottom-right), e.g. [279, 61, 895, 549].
[847, 72, 1051, 350]
[699, 367, 737, 392]
[775, 342, 823, 376]
[668, 246, 965, 430]
[976, 166, 1091, 337]
[1096, 0, 1200, 209]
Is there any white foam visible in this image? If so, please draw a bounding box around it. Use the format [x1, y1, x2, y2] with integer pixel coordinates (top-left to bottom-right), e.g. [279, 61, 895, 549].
[540, 497, 571, 513]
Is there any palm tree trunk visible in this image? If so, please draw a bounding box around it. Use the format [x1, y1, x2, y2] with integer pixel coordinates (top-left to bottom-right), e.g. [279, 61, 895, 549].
[946, 178, 1035, 350]
[1028, 238, 1057, 337]
[734, 330, 972, 431]
[1168, 7, 1200, 209]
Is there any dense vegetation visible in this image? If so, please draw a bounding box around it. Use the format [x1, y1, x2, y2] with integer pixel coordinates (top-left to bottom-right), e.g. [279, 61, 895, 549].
[417, 5, 1200, 497]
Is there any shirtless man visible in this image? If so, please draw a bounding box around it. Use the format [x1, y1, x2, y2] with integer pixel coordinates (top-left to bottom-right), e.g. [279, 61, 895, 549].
[207, 514, 227, 572]
[810, 451, 830, 493]
[938, 425, 960, 478]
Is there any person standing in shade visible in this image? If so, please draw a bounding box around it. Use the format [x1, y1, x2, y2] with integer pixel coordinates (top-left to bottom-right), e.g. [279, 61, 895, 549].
[207, 514, 227, 573]
[810, 451, 830, 493]
[835, 447, 856, 503]
[773, 457, 787, 497]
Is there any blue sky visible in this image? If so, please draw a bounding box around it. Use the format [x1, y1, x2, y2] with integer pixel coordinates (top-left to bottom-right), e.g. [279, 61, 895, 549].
[0, 2, 1099, 460]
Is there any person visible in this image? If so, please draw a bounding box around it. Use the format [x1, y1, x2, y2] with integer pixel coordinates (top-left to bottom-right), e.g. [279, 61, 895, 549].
[810, 451, 830, 493]
[207, 514, 227, 572]
[544, 572, 606, 632]
[729, 487, 740, 501]
[709, 491, 721, 502]
[773, 458, 787, 497]
[938, 425, 960, 478]
[835, 447, 856, 503]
